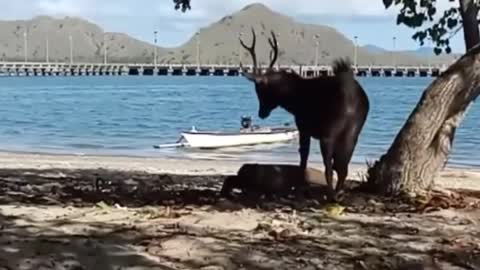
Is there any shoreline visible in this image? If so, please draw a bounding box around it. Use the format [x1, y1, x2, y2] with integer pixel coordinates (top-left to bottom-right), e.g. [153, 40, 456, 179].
[0, 150, 478, 191]
[0, 150, 242, 175]
[0, 148, 479, 171]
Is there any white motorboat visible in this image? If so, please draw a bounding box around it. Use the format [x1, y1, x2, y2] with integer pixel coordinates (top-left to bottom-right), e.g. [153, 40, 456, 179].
[154, 116, 298, 149]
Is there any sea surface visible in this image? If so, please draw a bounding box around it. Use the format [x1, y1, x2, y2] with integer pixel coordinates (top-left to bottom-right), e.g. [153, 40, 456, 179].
[0, 76, 479, 168]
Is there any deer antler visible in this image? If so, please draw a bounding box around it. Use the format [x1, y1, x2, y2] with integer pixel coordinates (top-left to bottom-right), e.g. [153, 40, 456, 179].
[268, 30, 279, 69]
[239, 27, 258, 74]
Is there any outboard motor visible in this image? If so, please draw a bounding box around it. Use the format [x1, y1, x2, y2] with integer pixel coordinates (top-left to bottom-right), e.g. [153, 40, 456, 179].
[241, 116, 252, 129]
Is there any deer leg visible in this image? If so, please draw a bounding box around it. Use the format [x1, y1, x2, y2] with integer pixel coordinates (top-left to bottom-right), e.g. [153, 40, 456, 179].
[320, 139, 335, 200]
[244, 189, 262, 203]
[220, 176, 237, 199]
[299, 132, 311, 169]
[333, 157, 349, 194]
[333, 130, 358, 193]
[294, 181, 309, 201]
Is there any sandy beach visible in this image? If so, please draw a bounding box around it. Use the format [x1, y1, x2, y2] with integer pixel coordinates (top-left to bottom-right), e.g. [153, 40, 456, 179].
[0, 151, 480, 270]
[0, 150, 479, 189]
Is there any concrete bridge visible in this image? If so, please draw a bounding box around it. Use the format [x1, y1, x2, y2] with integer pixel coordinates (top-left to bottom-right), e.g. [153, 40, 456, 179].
[0, 62, 449, 78]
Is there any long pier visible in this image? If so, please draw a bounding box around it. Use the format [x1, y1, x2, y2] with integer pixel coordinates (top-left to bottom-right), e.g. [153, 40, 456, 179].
[0, 62, 449, 78]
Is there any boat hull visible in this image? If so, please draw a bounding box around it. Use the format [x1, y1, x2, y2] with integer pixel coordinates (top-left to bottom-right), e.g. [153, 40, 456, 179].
[181, 129, 298, 149]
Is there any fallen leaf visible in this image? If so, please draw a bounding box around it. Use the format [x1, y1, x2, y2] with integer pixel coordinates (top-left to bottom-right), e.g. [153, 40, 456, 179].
[114, 203, 127, 210]
[322, 203, 345, 217]
[254, 222, 272, 232]
[95, 201, 110, 210]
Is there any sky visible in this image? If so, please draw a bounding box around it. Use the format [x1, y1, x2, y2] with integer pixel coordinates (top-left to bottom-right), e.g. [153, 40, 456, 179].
[0, 0, 465, 53]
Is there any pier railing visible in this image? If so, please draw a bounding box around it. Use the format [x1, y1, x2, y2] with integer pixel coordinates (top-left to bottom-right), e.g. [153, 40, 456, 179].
[0, 61, 449, 78]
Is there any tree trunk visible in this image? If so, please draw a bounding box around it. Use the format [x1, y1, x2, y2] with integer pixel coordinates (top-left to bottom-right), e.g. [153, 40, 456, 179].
[459, 0, 479, 50]
[367, 45, 480, 195]
[366, 0, 480, 196]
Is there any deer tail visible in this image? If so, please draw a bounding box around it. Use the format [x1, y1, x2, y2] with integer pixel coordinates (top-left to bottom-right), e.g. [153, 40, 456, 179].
[332, 57, 358, 97]
[332, 57, 354, 78]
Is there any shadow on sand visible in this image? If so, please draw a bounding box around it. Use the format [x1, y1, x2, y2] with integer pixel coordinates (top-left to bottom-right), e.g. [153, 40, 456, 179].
[0, 167, 343, 209]
[0, 168, 479, 269]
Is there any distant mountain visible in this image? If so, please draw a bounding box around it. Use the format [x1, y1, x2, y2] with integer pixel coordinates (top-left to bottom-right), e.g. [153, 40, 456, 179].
[0, 15, 165, 63]
[404, 47, 437, 57]
[0, 4, 459, 65]
[362, 45, 387, 54]
[363, 43, 460, 64]
[165, 3, 436, 66]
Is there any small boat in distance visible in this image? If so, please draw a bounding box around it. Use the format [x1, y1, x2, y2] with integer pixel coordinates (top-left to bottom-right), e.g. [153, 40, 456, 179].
[154, 116, 298, 149]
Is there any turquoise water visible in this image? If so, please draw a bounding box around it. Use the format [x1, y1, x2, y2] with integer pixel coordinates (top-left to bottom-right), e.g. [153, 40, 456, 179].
[0, 76, 479, 167]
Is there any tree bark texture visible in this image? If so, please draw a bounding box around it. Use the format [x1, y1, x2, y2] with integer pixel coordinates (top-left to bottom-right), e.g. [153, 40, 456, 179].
[367, 44, 480, 195]
[459, 0, 480, 50]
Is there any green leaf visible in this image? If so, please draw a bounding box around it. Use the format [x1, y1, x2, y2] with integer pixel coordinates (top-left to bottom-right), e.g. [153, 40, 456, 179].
[413, 30, 428, 44]
[173, 0, 191, 12]
[445, 46, 452, 54]
[412, 14, 426, 27]
[438, 27, 448, 36]
[383, 0, 394, 8]
[447, 18, 458, 29]
[420, 31, 427, 40]
[385, 0, 460, 56]
[397, 14, 405, 25]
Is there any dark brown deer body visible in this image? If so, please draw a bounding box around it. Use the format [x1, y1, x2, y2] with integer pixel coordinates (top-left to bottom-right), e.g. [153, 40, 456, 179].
[239, 28, 370, 199]
[220, 163, 309, 200]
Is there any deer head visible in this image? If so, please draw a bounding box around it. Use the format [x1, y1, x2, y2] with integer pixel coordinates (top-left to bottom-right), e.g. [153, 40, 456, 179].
[240, 27, 284, 119]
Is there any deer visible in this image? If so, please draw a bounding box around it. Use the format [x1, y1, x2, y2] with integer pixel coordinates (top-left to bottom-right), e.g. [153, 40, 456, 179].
[239, 27, 370, 200]
[220, 163, 313, 201]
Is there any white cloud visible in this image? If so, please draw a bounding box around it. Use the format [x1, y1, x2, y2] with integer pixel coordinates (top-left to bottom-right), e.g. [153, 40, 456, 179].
[0, 0, 398, 22]
[184, 0, 397, 20]
[0, 0, 459, 23]
[36, 0, 85, 15]
[34, 0, 145, 17]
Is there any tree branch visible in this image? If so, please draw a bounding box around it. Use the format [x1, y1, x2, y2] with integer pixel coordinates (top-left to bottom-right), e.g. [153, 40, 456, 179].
[173, 0, 191, 12]
[385, 0, 461, 55]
